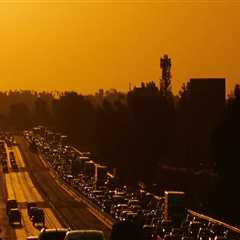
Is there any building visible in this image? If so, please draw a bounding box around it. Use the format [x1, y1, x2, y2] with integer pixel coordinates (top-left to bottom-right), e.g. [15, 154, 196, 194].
[181, 78, 225, 167]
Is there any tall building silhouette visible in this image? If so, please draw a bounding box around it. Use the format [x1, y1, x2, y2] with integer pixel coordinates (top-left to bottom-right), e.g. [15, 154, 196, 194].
[181, 78, 225, 167]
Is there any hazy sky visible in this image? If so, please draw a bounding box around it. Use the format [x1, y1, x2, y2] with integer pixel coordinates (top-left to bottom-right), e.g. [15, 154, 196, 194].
[0, 0, 239, 94]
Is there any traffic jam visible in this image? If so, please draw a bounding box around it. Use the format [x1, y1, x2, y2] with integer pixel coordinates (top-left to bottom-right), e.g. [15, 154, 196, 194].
[20, 126, 240, 240]
[0, 133, 62, 239]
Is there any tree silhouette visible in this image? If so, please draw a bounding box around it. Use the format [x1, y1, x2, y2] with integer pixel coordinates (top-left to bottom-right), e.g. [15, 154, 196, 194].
[34, 97, 51, 125]
[8, 102, 32, 130]
[210, 84, 240, 225]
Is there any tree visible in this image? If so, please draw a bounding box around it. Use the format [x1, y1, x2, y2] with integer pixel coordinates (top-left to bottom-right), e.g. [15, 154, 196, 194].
[210, 84, 240, 225]
[8, 102, 32, 130]
[34, 97, 51, 125]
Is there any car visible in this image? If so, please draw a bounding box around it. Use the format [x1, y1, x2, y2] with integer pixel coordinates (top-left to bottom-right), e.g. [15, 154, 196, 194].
[64, 230, 105, 240]
[101, 199, 112, 213]
[8, 208, 21, 225]
[38, 228, 69, 240]
[12, 162, 18, 171]
[9, 151, 14, 160]
[158, 220, 173, 238]
[118, 210, 135, 222]
[209, 223, 225, 237]
[6, 199, 17, 214]
[128, 199, 140, 207]
[111, 204, 128, 218]
[188, 221, 203, 237]
[31, 208, 45, 226]
[27, 202, 37, 216]
[142, 224, 157, 240]
[197, 227, 211, 239]
[111, 221, 141, 240]
[125, 212, 138, 222]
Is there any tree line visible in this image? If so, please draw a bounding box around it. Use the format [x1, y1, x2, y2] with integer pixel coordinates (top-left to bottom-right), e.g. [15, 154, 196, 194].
[0, 84, 240, 225]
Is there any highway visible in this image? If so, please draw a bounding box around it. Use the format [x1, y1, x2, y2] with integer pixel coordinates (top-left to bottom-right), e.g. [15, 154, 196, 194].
[15, 136, 111, 239]
[1, 143, 62, 240]
[1, 134, 239, 239]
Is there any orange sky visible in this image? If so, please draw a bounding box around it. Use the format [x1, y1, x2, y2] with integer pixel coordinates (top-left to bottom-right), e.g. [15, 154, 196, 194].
[0, 1, 239, 94]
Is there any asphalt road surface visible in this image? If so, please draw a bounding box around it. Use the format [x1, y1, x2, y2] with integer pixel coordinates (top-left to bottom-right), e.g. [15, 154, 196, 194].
[1, 143, 63, 239]
[16, 136, 111, 239]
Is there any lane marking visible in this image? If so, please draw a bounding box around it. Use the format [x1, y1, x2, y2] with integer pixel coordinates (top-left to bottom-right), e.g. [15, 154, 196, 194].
[14, 147, 26, 168]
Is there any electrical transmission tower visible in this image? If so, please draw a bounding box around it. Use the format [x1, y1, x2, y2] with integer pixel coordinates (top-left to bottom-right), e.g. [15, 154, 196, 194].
[160, 54, 172, 96]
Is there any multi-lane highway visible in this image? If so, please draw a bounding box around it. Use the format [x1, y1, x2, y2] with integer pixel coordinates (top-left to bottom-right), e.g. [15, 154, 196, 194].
[16, 136, 111, 239]
[4, 133, 239, 240]
[0, 136, 110, 240]
[1, 142, 62, 239]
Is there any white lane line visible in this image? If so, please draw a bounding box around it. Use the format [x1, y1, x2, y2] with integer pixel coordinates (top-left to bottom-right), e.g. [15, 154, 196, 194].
[14, 147, 26, 168]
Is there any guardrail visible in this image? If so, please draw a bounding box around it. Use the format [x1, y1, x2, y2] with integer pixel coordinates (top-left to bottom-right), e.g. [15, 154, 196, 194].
[188, 209, 240, 234]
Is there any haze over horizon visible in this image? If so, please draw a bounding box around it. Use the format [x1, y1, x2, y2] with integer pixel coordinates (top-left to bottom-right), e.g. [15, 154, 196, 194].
[0, 1, 239, 94]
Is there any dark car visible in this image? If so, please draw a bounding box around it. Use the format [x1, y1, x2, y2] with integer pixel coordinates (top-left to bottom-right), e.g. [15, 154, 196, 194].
[38, 228, 68, 240]
[9, 151, 14, 160]
[142, 225, 157, 240]
[101, 199, 112, 213]
[111, 221, 142, 240]
[6, 199, 18, 214]
[31, 208, 45, 226]
[8, 208, 21, 225]
[12, 162, 18, 171]
[27, 202, 37, 216]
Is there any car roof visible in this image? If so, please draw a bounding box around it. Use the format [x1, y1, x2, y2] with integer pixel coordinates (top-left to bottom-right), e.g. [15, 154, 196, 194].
[65, 230, 104, 240]
[9, 208, 20, 213]
[40, 228, 69, 233]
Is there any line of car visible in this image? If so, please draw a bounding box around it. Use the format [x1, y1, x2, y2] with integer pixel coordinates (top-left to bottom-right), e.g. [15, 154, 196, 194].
[27, 229, 105, 240]
[0, 133, 107, 240]
[6, 199, 45, 227]
[9, 150, 18, 171]
[0, 133, 18, 173]
[24, 129, 240, 240]
[0, 139, 8, 173]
